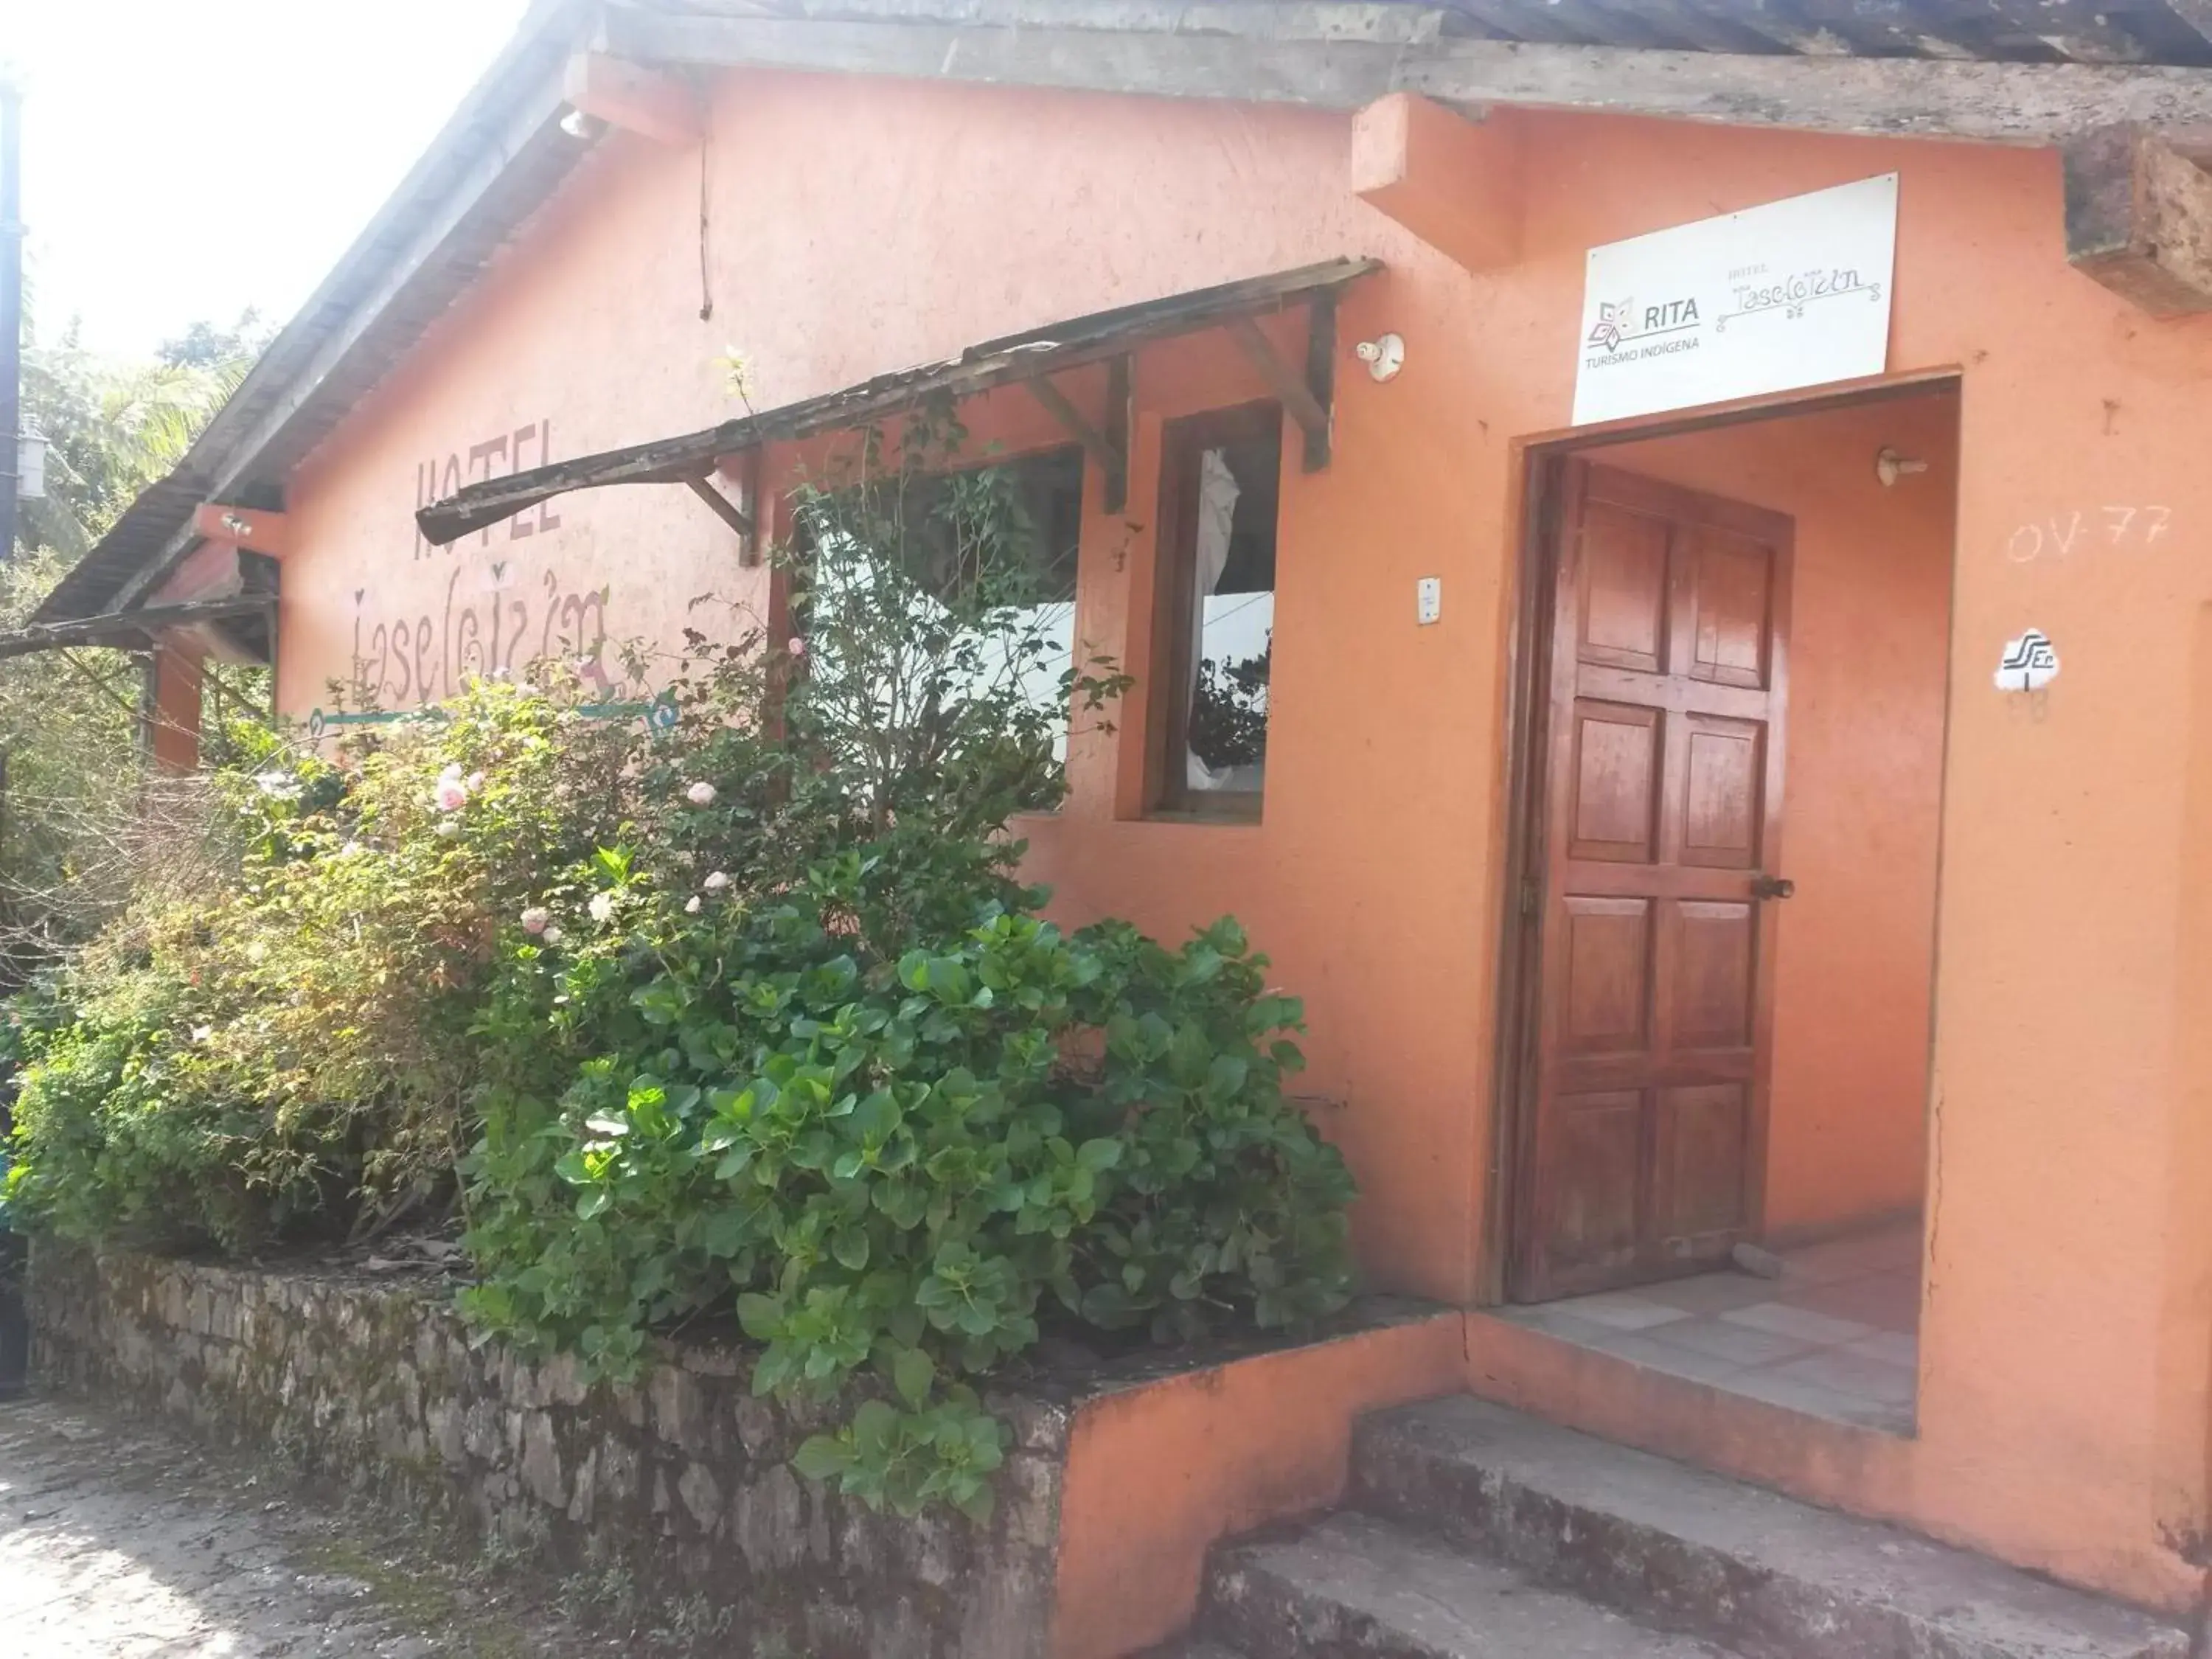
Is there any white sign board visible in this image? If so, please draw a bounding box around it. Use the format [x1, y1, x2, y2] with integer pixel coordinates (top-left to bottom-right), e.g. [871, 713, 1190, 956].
[1572, 174, 1898, 426]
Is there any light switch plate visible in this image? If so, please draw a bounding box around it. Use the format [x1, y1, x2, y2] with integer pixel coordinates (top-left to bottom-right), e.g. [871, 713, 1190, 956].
[1416, 577, 1442, 625]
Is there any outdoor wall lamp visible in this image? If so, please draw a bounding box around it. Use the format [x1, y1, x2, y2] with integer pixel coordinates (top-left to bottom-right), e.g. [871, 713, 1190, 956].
[1876, 445, 1930, 487]
[558, 106, 605, 141]
[1354, 333, 1405, 382]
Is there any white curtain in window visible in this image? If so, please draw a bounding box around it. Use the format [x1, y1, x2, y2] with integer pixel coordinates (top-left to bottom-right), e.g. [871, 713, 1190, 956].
[1186, 448, 1243, 792]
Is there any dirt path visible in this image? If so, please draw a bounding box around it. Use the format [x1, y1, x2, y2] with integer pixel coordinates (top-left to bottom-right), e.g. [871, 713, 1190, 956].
[0, 1397, 617, 1658]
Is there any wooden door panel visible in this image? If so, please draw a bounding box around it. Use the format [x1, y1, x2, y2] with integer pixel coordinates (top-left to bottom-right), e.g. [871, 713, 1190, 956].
[1547, 1089, 1644, 1270]
[1668, 900, 1755, 1051]
[1680, 717, 1764, 870]
[1560, 897, 1652, 1057]
[1569, 702, 1661, 863]
[1514, 460, 1791, 1303]
[1655, 1082, 1750, 1243]
[1688, 529, 1773, 689]
[1579, 502, 1670, 672]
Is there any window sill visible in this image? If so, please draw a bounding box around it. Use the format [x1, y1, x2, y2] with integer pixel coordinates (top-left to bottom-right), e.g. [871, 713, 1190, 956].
[1141, 803, 1265, 827]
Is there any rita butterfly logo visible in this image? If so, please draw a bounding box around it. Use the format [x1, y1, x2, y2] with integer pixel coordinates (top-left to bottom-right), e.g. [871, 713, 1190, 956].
[1587, 298, 1635, 354]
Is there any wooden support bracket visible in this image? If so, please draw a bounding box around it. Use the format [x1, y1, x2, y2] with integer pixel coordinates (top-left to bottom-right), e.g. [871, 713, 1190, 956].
[2063, 124, 2212, 316]
[1023, 372, 1129, 513]
[1228, 310, 1335, 471]
[686, 474, 755, 540]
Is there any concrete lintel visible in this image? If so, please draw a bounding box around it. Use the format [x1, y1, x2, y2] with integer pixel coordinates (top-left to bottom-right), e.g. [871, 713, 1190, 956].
[190, 502, 288, 557]
[564, 51, 702, 147]
[2065, 124, 2212, 317]
[1352, 94, 1520, 274]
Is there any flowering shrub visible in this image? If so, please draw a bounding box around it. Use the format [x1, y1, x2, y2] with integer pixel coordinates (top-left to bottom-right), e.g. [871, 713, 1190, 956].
[6, 412, 1357, 1518]
[4, 678, 637, 1249]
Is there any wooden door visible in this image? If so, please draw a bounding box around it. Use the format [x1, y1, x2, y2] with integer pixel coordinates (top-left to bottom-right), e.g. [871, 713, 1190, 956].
[1511, 461, 1792, 1303]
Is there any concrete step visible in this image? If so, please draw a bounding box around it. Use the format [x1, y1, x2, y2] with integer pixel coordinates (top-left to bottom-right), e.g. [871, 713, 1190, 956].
[1201, 1511, 1737, 1658]
[1351, 1395, 2191, 1659]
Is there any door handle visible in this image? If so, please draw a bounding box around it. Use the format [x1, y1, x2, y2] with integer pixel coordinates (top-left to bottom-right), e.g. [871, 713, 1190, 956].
[1750, 874, 1795, 900]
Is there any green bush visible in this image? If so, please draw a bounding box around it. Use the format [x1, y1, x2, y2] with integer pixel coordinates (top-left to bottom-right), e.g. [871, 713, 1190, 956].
[6, 411, 1357, 1518]
[4, 679, 639, 1251]
[463, 876, 1352, 1516]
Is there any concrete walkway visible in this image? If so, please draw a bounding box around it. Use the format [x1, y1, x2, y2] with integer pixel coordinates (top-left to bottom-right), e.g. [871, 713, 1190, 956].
[0, 1397, 602, 1658]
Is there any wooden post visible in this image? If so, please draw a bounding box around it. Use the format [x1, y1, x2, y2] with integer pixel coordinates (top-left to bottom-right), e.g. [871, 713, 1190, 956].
[145, 642, 204, 775]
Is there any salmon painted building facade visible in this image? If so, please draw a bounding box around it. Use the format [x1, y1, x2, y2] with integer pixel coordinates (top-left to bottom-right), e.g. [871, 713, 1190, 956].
[33, 1, 2212, 1650]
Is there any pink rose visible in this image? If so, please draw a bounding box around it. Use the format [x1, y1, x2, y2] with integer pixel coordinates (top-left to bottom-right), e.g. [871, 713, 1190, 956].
[433, 778, 468, 813]
[686, 781, 717, 807]
[787, 637, 807, 658]
[520, 907, 551, 936]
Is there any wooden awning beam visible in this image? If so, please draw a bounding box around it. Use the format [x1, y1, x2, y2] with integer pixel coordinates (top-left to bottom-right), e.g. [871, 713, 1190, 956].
[1226, 312, 1335, 472]
[685, 474, 755, 539]
[418, 258, 1378, 546]
[1023, 367, 1130, 512]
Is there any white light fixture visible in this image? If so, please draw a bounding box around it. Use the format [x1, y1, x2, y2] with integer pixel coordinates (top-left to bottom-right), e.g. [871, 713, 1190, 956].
[558, 105, 603, 140]
[15, 429, 44, 501]
[1354, 333, 1405, 383]
[1875, 445, 1929, 487]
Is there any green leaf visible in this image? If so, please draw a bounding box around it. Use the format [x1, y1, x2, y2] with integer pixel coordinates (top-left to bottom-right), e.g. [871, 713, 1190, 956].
[891, 1346, 935, 1409]
[792, 1434, 852, 1481]
[714, 1144, 756, 1180]
[735, 1293, 784, 1341]
[1075, 1138, 1122, 1173]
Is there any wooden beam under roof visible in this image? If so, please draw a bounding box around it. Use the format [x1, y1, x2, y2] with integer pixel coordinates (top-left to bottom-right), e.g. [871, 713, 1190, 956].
[600, 7, 2212, 141]
[0, 596, 276, 661]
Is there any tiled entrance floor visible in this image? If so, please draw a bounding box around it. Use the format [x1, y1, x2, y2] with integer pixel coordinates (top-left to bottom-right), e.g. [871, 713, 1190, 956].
[1498, 1221, 1922, 1433]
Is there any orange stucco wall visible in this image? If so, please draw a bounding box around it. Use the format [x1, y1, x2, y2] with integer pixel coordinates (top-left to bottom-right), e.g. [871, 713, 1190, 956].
[1051, 1313, 1467, 1659]
[265, 69, 2212, 1615]
[1599, 392, 1956, 1239]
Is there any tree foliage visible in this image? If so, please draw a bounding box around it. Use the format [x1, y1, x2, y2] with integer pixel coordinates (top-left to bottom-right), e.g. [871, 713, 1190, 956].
[0, 313, 270, 984]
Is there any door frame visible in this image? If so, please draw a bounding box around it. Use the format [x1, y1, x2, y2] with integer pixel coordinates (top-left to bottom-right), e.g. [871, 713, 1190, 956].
[1482, 372, 1963, 1307]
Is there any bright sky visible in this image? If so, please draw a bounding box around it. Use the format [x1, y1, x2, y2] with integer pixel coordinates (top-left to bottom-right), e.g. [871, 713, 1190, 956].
[3, 0, 532, 358]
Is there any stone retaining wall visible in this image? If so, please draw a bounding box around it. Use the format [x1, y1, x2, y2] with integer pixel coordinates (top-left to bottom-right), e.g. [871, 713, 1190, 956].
[30, 1245, 1064, 1659]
